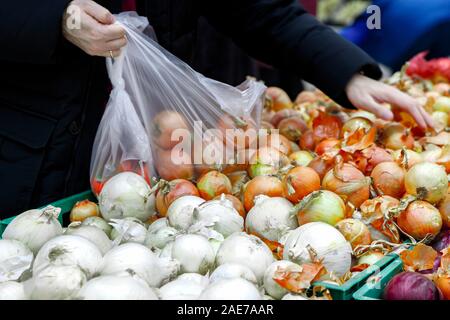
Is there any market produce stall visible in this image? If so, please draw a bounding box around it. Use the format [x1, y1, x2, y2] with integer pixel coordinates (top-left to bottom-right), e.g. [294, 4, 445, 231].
[0, 13, 449, 301]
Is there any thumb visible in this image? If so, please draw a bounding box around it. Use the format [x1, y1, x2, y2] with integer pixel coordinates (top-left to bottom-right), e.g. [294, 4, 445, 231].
[85, 1, 115, 24]
[359, 97, 394, 121]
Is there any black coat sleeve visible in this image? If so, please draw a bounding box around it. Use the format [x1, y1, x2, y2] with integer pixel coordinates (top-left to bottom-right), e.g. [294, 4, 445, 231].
[199, 0, 382, 108]
[0, 0, 70, 64]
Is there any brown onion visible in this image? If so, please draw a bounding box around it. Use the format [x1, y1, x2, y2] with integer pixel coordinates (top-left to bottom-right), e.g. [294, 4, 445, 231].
[70, 200, 100, 222]
[404, 162, 448, 204]
[243, 176, 283, 211]
[282, 166, 321, 203]
[371, 162, 406, 199]
[397, 200, 443, 240]
[381, 123, 414, 150]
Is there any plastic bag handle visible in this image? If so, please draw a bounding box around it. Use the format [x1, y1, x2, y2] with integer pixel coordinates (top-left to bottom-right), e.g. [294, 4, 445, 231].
[106, 22, 127, 90]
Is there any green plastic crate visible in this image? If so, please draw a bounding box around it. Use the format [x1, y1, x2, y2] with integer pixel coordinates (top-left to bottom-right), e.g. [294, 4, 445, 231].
[353, 256, 404, 300]
[0, 190, 96, 238]
[313, 253, 397, 300]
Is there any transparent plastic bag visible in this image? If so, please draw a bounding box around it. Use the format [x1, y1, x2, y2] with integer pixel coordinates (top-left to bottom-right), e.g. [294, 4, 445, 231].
[90, 12, 266, 195]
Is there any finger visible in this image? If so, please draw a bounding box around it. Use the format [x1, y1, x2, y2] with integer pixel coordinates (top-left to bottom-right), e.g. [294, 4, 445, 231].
[418, 104, 436, 129]
[84, 2, 115, 25]
[105, 37, 127, 51]
[383, 88, 428, 129]
[359, 96, 394, 121]
[99, 24, 126, 41]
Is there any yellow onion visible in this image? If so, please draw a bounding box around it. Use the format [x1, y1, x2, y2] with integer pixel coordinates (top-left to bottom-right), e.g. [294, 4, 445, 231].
[288, 150, 314, 167]
[322, 163, 370, 208]
[335, 219, 372, 249]
[397, 201, 443, 240]
[371, 162, 405, 199]
[433, 96, 450, 113]
[294, 190, 346, 226]
[357, 251, 385, 266]
[404, 162, 448, 204]
[70, 200, 100, 222]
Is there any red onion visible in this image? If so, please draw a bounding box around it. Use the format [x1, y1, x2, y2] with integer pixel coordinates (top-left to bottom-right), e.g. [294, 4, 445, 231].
[431, 230, 450, 253]
[384, 272, 442, 300]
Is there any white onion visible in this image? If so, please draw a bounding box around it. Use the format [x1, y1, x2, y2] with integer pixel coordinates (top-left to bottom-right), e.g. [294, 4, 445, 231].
[177, 273, 210, 287]
[190, 197, 244, 238]
[209, 263, 258, 285]
[147, 217, 170, 232]
[215, 232, 275, 283]
[245, 196, 298, 242]
[199, 278, 262, 300]
[82, 217, 112, 237]
[171, 234, 215, 275]
[167, 196, 205, 230]
[0, 239, 33, 283]
[263, 260, 302, 300]
[159, 274, 209, 300]
[209, 238, 223, 255]
[281, 293, 308, 300]
[33, 235, 103, 279]
[100, 243, 179, 288]
[144, 225, 179, 250]
[283, 222, 352, 277]
[159, 241, 174, 259]
[30, 265, 87, 300]
[0, 281, 28, 300]
[98, 172, 156, 222]
[77, 275, 158, 300]
[65, 222, 112, 255]
[110, 217, 147, 245]
[2, 206, 63, 255]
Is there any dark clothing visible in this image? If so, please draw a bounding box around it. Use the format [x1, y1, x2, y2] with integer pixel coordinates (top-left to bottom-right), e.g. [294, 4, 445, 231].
[0, 0, 381, 217]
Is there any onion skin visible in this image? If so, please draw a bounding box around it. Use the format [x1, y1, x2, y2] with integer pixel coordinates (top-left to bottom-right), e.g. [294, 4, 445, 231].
[397, 201, 443, 240]
[361, 146, 393, 174]
[381, 123, 414, 150]
[322, 164, 370, 208]
[70, 200, 100, 222]
[282, 167, 321, 203]
[314, 138, 340, 156]
[371, 162, 406, 199]
[404, 162, 448, 204]
[357, 251, 384, 266]
[197, 171, 232, 200]
[384, 272, 442, 300]
[214, 194, 246, 218]
[341, 117, 373, 137]
[297, 191, 346, 226]
[243, 176, 283, 212]
[335, 219, 372, 249]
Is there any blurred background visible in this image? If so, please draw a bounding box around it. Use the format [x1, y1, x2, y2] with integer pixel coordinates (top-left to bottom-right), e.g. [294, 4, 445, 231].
[194, 0, 450, 99]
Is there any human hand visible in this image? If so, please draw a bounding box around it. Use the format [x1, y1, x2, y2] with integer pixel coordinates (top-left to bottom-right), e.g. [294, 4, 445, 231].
[62, 0, 127, 58]
[346, 74, 435, 130]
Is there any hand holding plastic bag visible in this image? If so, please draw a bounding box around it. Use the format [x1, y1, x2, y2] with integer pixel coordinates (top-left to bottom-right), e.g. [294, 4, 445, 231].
[90, 12, 266, 194]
